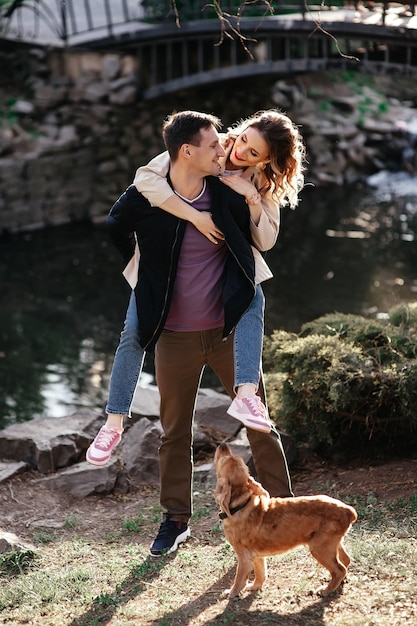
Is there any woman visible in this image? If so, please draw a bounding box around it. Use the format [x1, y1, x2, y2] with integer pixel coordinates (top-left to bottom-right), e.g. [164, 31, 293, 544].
[86, 109, 305, 466]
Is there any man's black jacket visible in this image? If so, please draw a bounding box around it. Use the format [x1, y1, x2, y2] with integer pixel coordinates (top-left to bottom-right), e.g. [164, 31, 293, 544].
[106, 176, 256, 351]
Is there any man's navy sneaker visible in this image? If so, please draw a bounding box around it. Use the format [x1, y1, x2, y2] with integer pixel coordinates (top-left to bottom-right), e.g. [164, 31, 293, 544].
[150, 515, 190, 556]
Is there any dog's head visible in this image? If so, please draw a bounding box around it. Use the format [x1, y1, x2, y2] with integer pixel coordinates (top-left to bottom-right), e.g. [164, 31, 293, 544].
[214, 443, 268, 518]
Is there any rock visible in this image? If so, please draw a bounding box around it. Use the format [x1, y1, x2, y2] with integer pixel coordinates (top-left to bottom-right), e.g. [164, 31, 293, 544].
[36, 458, 120, 497]
[0, 461, 28, 484]
[102, 55, 121, 81]
[109, 76, 137, 91]
[316, 171, 344, 186]
[271, 89, 291, 110]
[272, 80, 304, 109]
[58, 124, 79, 146]
[29, 519, 67, 529]
[324, 150, 348, 176]
[330, 96, 358, 113]
[194, 461, 214, 480]
[0, 128, 15, 156]
[0, 531, 36, 554]
[120, 418, 162, 485]
[83, 81, 109, 102]
[0, 409, 102, 472]
[227, 427, 252, 464]
[10, 100, 35, 115]
[108, 85, 138, 105]
[130, 384, 161, 418]
[32, 82, 68, 109]
[194, 389, 240, 439]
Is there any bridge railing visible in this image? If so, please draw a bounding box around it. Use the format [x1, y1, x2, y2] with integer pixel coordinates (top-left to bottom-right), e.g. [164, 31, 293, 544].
[0, 0, 333, 45]
[1, 0, 143, 44]
[129, 21, 417, 99]
[141, 0, 313, 22]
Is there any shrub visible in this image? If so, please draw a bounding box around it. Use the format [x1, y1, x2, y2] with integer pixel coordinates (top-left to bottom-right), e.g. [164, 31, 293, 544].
[264, 306, 417, 457]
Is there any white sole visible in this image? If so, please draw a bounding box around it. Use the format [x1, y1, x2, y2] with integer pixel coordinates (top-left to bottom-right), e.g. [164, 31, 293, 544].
[150, 527, 191, 557]
[85, 435, 122, 466]
[85, 454, 110, 467]
[227, 407, 271, 433]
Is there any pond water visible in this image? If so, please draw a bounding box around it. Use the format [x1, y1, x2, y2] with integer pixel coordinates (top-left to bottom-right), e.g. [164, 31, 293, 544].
[1, 174, 417, 427]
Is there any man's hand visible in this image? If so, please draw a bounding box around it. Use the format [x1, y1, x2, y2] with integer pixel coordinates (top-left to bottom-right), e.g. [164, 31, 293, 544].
[192, 211, 224, 244]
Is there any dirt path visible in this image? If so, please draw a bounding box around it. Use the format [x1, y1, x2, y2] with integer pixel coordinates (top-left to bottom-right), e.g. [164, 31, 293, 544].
[1, 453, 416, 545]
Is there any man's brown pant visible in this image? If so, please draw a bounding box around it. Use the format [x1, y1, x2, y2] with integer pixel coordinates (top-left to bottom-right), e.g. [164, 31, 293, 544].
[155, 327, 293, 523]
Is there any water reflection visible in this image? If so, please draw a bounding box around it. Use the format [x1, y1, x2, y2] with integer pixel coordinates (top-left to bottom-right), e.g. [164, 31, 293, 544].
[265, 177, 417, 332]
[1, 180, 417, 426]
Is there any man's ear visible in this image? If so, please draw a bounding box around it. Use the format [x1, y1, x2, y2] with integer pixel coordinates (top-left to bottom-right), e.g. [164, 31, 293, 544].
[181, 144, 192, 158]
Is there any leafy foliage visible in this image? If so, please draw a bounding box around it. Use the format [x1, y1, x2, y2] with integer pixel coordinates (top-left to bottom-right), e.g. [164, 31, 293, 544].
[264, 306, 417, 457]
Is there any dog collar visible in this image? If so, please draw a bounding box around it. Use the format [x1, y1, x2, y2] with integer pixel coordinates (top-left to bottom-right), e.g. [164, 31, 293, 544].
[219, 496, 251, 520]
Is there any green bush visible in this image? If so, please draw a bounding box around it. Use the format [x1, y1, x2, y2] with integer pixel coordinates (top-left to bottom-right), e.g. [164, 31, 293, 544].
[264, 306, 417, 457]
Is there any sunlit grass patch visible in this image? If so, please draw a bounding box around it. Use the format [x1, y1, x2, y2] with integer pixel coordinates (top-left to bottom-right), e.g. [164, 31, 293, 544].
[1, 489, 416, 625]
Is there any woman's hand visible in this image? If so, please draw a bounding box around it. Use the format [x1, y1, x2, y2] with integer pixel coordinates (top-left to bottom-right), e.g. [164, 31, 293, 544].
[220, 174, 262, 225]
[192, 211, 224, 244]
[219, 174, 257, 201]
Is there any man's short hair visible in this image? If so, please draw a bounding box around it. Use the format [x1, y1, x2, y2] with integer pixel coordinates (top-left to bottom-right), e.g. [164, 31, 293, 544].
[162, 110, 222, 161]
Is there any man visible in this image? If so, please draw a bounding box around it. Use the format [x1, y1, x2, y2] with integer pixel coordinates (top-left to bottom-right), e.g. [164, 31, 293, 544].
[106, 111, 293, 556]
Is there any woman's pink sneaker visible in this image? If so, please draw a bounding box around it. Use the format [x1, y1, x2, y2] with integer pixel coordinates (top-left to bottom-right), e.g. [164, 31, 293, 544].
[227, 394, 271, 433]
[86, 425, 123, 466]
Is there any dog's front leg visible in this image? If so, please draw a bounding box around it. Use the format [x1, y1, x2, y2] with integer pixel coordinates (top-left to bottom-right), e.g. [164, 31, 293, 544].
[246, 556, 267, 592]
[226, 551, 253, 598]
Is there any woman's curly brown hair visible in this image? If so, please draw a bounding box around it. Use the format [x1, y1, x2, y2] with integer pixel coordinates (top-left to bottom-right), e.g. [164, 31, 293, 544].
[227, 109, 306, 208]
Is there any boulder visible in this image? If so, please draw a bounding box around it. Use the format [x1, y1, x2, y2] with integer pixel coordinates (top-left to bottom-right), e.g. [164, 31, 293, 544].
[0, 531, 36, 555]
[194, 389, 241, 439]
[35, 458, 120, 497]
[0, 461, 28, 483]
[120, 418, 162, 485]
[130, 384, 162, 418]
[0, 409, 102, 473]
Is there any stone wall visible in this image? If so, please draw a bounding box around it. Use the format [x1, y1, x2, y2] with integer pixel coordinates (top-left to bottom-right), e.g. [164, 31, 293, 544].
[0, 44, 416, 234]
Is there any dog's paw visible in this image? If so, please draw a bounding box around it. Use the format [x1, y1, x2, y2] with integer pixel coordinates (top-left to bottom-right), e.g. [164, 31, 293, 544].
[245, 582, 263, 593]
[224, 587, 243, 599]
[315, 584, 341, 597]
[315, 585, 330, 597]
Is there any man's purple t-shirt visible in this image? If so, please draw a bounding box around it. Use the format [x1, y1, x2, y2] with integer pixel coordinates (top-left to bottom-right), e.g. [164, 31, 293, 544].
[164, 181, 227, 332]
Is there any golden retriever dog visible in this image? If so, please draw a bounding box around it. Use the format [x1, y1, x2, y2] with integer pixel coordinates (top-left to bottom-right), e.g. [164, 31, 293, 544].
[214, 443, 357, 598]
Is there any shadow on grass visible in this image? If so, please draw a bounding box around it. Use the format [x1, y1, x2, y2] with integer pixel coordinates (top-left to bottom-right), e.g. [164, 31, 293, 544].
[67, 548, 342, 626]
[151, 591, 337, 625]
[66, 550, 236, 626]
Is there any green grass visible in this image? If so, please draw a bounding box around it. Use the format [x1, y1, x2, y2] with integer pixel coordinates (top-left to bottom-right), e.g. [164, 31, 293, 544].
[0, 483, 416, 625]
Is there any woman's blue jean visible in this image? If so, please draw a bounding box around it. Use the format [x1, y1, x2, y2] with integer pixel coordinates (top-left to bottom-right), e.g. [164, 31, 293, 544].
[106, 291, 145, 416]
[233, 284, 265, 391]
[106, 285, 265, 415]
